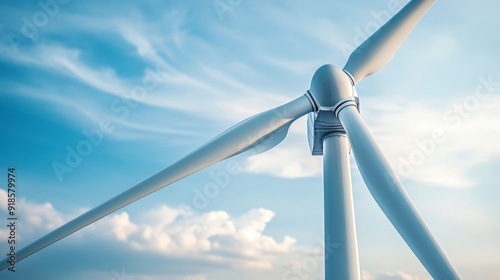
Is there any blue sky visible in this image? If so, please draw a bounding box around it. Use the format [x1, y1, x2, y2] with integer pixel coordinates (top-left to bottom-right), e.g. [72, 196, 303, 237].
[0, 0, 499, 279]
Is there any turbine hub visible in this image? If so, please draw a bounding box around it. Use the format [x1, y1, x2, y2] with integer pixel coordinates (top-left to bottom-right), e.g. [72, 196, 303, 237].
[306, 64, 358, 155]
[309, 64, 355, 110]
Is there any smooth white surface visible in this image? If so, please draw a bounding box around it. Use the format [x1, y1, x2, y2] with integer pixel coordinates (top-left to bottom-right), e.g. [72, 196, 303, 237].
[337, 105, 460, 279]
[323, 135, 360, 280]
[310, 64, 354, 108]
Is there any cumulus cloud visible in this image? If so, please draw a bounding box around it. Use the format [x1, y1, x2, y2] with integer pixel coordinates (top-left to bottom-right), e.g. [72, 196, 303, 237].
[0, 189, 65, 242]
[362, 270, 430, 280]
[107, 212, 139, 241]
[0, 190, 296, 271]
[362, 270, 375, 280]
[99, 206, 296, 270]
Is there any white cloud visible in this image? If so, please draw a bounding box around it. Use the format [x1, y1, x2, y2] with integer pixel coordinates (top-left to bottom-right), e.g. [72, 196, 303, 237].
[362, 270, 430, 280]
[0, 190, 296, 271]
[173, 275, 207, 280]
[107, 212, 138, 241]
[377, 270, 430, 280]
[101, 206, 297, 270]
[362, 90, 500, 188]
[0, 189, 65, 241]
[362, 270, 375, 280]
[242, 117, 323, 178]
[1, 44, 131, 98]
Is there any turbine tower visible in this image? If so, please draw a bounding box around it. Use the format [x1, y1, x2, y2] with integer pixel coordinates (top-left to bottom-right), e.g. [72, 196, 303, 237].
[0, 0, 460, 279]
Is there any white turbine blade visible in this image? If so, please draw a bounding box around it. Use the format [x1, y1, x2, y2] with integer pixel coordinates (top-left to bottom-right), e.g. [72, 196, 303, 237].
[343, 0, 435, 83]
[337, 105, 460, 279]
[0, 95, 313, 270]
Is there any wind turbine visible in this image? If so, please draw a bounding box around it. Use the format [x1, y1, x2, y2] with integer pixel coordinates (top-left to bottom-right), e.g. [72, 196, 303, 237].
[1, 0, 460, 279]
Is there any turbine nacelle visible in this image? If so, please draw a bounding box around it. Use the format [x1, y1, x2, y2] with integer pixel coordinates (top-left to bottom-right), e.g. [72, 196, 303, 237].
[307, 64, 358, 155]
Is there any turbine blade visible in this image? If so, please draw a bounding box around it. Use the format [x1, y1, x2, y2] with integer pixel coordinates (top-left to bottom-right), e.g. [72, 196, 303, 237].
[343, 0, 435, 83]
[337, 105, 460, 279]
[0, 95, 313, 270]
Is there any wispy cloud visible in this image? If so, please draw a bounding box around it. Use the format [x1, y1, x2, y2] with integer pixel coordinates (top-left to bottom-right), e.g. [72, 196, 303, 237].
[1, 44, 131, 97]
[362, 92, 500, 188]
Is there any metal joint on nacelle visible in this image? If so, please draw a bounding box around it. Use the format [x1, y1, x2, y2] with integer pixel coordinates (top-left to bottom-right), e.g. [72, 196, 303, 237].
[306, 95, 359, 156]
[342, 69, 356, 86]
